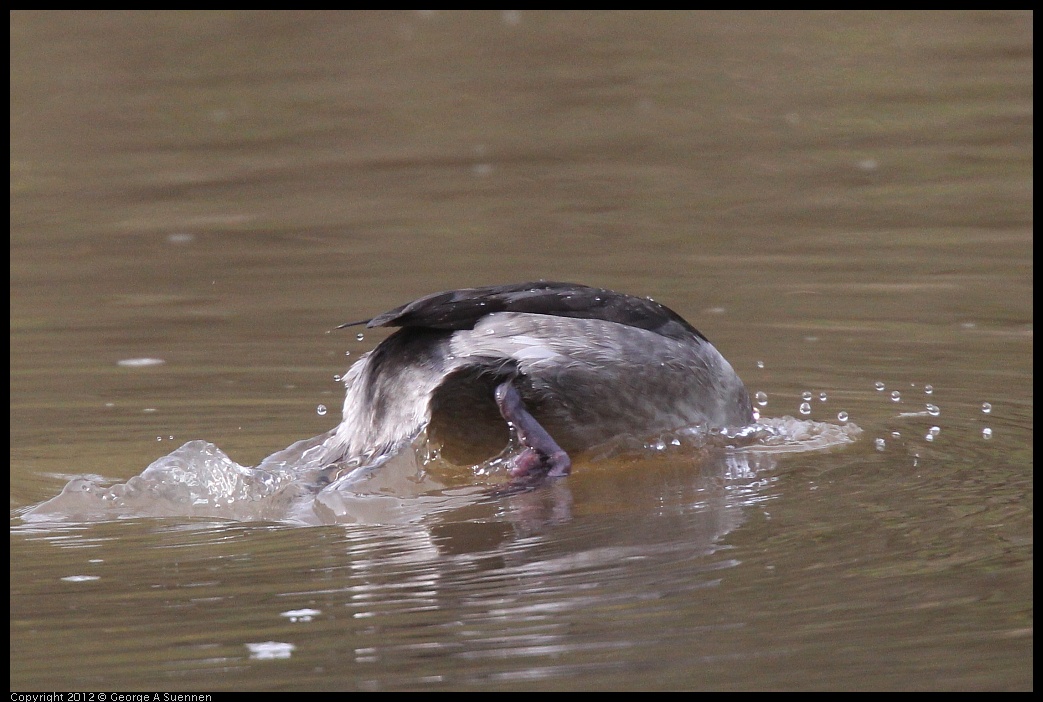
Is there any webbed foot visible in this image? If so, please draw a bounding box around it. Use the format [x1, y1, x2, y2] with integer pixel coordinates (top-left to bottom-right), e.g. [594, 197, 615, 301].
[494, 380, 572, 479]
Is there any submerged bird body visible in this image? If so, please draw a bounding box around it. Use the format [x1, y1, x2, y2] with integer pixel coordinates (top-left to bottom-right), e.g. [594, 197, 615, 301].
[325, 282, 753, 477]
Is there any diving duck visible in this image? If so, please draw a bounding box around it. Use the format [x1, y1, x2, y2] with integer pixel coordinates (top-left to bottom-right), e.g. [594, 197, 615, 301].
[326, 282, 753, 479]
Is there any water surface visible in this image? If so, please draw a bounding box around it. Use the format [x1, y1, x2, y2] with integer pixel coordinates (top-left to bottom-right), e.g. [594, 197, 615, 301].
[11, 11, 1032, 691]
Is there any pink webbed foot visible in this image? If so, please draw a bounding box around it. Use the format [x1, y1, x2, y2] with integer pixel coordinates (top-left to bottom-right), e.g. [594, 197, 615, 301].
[494, 380, 572, 480]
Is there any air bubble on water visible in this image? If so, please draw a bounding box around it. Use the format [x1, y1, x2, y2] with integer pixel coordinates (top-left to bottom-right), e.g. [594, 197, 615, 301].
[799, 402, 811, 416]
[875, 381, 885, 391]
[755, 391, 768, 407]
[926, 404, 940, 416]
[837, 411, 849, 422]
[282, 608, 321, 623]
[890, 391, 901, 402]
[118, 357, 165, 368]
[317, 405, 328, 416]
[981, 402, 992, 414]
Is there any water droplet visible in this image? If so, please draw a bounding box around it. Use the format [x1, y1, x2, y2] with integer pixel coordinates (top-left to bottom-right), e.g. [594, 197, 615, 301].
[981, 402, 992, 414]
[345, 350, 351, 357]
[875, 381, 885, 391]
[891, 431, 901, 439]
[890, 391, 901, 402]
[156, 436, 163, 442]
[756, 360, 765, 369]
[924, 384, 933, 395]
[801, 391, 813, 401]
[874, 437, 886, 451]
[982, 427, 992, 439]
[799, 402, 811, 415]
[819, 392, 827, 402]
[837, 411, 848, 422]
[925, 404, 940, 416]
[316, 405, 328, 416]
[333, 374, 342, 383]
[356, 333, 365, 342]
[755, 391, 768, 406]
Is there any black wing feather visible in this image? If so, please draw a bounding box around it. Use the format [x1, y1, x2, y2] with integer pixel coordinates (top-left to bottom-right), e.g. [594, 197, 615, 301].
[339, 281, 708, 343]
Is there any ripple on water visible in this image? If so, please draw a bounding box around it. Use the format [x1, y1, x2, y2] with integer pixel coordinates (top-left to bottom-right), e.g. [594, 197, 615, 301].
[19, 416, 860, 527]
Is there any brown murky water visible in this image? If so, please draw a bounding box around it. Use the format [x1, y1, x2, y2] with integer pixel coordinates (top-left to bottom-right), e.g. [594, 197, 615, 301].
[11, 11, 1031, 690]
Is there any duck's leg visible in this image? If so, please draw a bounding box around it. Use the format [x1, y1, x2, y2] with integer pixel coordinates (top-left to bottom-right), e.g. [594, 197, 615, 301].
[494, 380, 572, 478]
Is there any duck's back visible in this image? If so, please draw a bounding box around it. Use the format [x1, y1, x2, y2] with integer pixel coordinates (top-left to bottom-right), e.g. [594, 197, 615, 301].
[333, 282, 753, 468]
